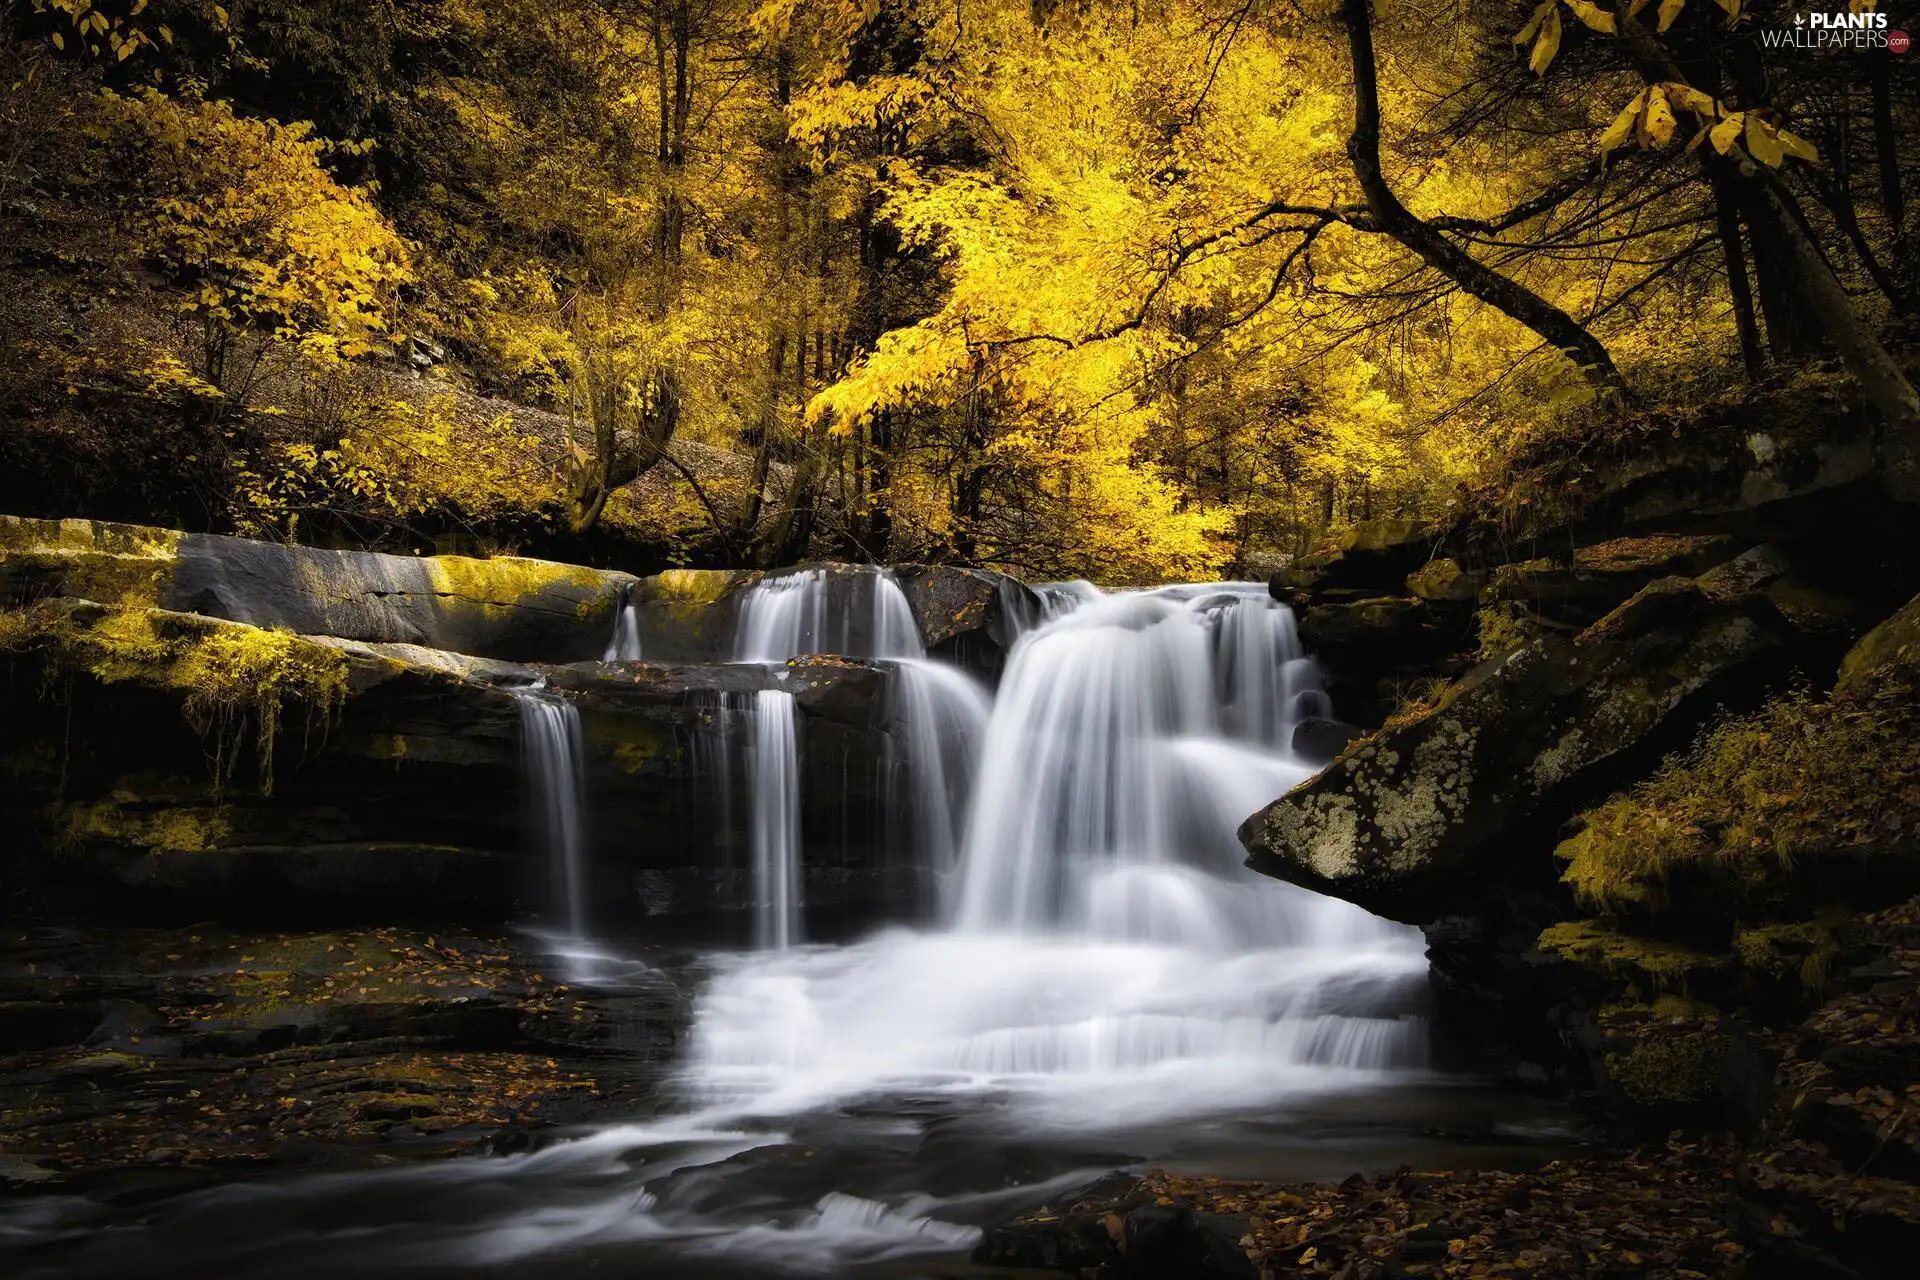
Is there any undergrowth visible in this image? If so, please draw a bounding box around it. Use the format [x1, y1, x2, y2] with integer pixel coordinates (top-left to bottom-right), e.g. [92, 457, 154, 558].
[1558, 686, 1920, 911]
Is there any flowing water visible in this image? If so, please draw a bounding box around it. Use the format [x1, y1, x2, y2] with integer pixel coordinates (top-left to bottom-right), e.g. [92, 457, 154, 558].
[511, 687, 590, 944]
[0, 570, 1576, 1279]
[604, 583, 643, 662]
[749, 689, 803, 950]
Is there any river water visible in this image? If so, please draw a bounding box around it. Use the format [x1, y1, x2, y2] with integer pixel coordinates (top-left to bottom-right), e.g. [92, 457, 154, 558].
[0, 573, 1577, 1278]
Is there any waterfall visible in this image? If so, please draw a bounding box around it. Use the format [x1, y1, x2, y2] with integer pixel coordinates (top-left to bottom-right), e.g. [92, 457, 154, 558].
[887, 660, 992, 904]
[511, 687, 589, 941]
[732, 566, 990, 918]
[733, 566, 924, 662]
[604, 584, 642, 661]
[1211, 593, 1331, 747]
[950, 583, 1371, 947]
[748, 689, 802, 950]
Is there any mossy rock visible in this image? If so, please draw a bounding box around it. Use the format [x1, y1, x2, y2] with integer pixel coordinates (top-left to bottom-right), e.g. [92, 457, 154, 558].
[1600, 1013, 1731, 1108]
[1242, 570, 1796, 923]
[1, 513, 638, 662]
[1535, 920, 1728, 1000]
[1836, 590, 1920, 703]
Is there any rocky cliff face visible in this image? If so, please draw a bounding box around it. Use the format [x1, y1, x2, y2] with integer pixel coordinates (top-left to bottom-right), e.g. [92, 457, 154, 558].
[1235, 381, 1920, 1272]
[0, 516, 1032, 937]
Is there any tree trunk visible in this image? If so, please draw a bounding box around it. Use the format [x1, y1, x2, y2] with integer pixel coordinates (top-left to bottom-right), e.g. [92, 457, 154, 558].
[1338, 0, 1625, 391]
[1711, 173, 1765, 382]
[1869, 46, 1906, 237]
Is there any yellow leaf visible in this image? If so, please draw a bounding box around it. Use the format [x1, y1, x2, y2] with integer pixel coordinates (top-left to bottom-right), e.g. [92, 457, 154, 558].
[1776, 126, 1819, 163]
[1658, 0, 1686, 30]
[1663, 83, 1719, 116]
[1300, 1246, 1319, 1263]
[1714, 0, 1743, 16]
[1746, 115, 1784, 166]
[1530, 6, 1563, 75]
[1599, 90, 1646, 155]
[1513, 0, 1556, 44]
[1643, 86, 1676, 145]
[1709, 112, 1745, 154]
[1566, 0, 1616, 33]
[51, 31, 64, 50]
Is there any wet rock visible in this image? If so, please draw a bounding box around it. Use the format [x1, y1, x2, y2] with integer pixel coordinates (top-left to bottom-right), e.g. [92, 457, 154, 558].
[1405, 556, 1482, 603]
[0, 922, 678, 1184]
[1291, 716, 1366, 763]
[0, 514, 638, 663]
[2, 602, 902, 930]
[1240, 573, 1803, 924]
[973, 1172, 1255, 1278]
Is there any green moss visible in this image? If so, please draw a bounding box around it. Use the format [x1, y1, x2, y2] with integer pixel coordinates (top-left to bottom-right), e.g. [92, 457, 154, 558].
[1734, 921, 1839, 990]
[1558, 688, 1920, 911]
[585, 717, 674, 774]
[57, 800, 233, 854]
[424, 555, 610, 621]
[1536, 920, 1719, 994]
[649, 568, 742, 622]
[6, 602, 348, 794]
[1605, 1027, 1728, 1106]
[1381, 676, 1455, 731]
[1474, 601, 1534, 662]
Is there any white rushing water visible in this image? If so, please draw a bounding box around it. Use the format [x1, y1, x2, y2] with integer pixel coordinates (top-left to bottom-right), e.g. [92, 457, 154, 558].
[749, 689, 803, 950]
[690, 579, 1423, 1139]
[0, 570, 1439, 1279]
[604, 583, 643, 662]
[511, 686, 590, 942]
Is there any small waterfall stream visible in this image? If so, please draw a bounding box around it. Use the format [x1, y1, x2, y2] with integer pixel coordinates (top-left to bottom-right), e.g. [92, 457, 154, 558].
[511, 686, 590, 943]
[748, 689, 802, 950]
[604, 583, 643, 661]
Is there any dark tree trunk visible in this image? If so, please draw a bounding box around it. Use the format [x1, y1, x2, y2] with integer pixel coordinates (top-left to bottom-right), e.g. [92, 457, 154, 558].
[1712, 172, 1765, 382]
[1869, 47, 1906, 237]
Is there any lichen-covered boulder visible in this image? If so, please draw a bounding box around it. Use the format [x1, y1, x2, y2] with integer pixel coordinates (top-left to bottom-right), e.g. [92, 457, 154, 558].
[1405, 557, 1482, 603]
[1240, 572, 1801, 924]
[1478, 535, 1738, 626]
[1836, 590, 1920, 702]
[1, 514, 638, 662]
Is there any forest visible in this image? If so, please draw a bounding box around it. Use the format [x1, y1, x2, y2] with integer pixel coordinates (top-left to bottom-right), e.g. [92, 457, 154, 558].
[4, 0, 1910, 582]
[2, 3, 1919, 1278]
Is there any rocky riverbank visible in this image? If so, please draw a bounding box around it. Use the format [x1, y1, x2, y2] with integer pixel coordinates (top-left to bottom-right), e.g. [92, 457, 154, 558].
[1161, 373, 1920, 1278]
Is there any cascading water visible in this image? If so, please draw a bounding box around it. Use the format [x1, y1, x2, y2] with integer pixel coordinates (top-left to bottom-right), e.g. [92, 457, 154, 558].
[603, 583, 642, 661]
[511, 686, 590, 942]
[748, 689, 803, 950]
[733, 567, 924, 663]
[10, 573, 1468, 1280]
[732, 566, 993, 916]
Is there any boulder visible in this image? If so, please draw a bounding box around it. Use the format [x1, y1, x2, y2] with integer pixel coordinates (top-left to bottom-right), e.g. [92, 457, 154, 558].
[1295, 595, 1470, 726]
[1478, 534, 1738, 626]
[1, 514, 637, 663]
[1836, 590, 1920, 702]
[1241, 572, 1805, 924]
[1292, 716, 1367, 762]
[1405, 557, 1482, 603]
[1271, 518, 1438, 597]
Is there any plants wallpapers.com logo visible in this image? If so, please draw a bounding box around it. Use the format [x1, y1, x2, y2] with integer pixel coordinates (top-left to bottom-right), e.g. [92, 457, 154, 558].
[1765, 6, 1910, 51]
